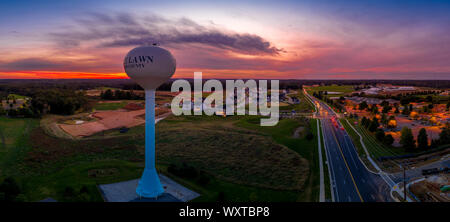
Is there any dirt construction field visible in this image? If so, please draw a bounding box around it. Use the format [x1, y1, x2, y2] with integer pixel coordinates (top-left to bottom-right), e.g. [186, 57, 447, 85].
[59, 110, 146, 137]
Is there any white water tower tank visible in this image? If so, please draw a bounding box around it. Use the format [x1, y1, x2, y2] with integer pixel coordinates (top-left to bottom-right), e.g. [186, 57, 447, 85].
[124, 45, 176, 89]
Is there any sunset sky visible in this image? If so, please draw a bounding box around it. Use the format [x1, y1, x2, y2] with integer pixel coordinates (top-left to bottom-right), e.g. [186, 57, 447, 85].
[1, 0, 450, 79]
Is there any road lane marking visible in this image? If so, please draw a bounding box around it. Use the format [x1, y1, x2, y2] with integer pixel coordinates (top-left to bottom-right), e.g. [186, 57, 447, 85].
[338, 128, 359, 170]
[330, 121, 364, 202]
[321, 119, 339, 202]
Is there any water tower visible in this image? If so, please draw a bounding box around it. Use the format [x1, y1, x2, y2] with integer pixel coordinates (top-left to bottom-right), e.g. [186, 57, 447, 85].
[124, 45, 176, 198]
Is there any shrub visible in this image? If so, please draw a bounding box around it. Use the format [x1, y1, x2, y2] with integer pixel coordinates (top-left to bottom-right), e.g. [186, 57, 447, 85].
[197, 172, 211, 186]
[375, 129, 385, 141]
[63, 186, 76, 198]
[80, 186, 89, 194]
[0, 177, 21, 202]
[383, 134, 394, 146]
[217, 192, 225, 202]
[14, 194, 27, 202]
[0, 192, 5, 201]
[168, 163, 198, 179]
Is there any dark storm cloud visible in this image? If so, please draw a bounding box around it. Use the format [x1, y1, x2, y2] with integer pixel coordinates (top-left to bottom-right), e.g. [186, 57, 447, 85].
[50, 13, 284, 56]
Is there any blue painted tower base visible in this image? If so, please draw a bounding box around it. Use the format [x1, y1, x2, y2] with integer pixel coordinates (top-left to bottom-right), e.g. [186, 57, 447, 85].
[136, 168, 164, 198]
[136, 89, 164, 198]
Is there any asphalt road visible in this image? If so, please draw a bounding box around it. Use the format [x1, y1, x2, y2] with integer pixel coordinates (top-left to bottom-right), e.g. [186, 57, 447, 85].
[305, 90, 392, 202]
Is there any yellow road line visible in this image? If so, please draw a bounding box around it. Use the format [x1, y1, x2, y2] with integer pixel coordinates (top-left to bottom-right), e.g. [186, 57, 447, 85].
[329, 121, 364, 202]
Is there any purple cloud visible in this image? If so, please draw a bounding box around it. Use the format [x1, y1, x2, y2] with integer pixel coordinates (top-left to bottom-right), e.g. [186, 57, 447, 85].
[50, 13, 284, 56]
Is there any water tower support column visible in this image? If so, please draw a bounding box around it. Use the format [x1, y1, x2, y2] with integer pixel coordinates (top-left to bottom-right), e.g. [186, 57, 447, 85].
[136, 89, 164, 198]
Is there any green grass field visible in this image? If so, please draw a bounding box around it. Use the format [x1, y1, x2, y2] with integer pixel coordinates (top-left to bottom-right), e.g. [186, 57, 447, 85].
[352, 120, 406, 158]
[235, 116, 320, 201]
[6, 94, 29, 100]
[157, 115, 309, 191]
[0, 117, 40, 175]
[96, 87, 121, 91]
[306, 85, 354, 100]
[0, 116, 144, 201]
[94, 101, 128, 110]
[307, 85, 354, 93]
[279, 90, 315, 113]
[0, 112, 319, 202]
[340, 118, 408, 171]
[340, 119, 365, 156]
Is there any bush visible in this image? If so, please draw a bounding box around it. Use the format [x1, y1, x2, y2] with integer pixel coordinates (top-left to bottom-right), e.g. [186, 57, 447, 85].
[0, 177, 21, 202]
[197, 171, 211, 186]
[305, 131, 314, 140]
[430, 139, 439, 148]
[383, 134, 394, 146]
[375, 129, 385, 141]
[368, 121, 378, 132]
[217, 192, 226, 202]
[168, 163, 198, 179]
[62, 186, 93, 202]
[167, 163, 178, 175]
[63, 186, 76, 198]
[80, 186, 89, 194]
[14, 194, 27, 202]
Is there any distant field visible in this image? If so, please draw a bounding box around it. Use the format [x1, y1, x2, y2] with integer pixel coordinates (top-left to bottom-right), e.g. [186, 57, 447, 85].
[6, 94, 29, 100]
[94, 101, 128, 110]
[416, 94, 450, 103]
[96, 87, 121, 91]
[306, 85, 354, 98]
[279, 90, 315, 113]
[308, 85, 354, 93]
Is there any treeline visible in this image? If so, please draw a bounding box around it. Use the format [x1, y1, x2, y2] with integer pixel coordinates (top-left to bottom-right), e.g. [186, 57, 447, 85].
[100, 89, 144, 100]
[358, 99, 447, 117]
[1, 89, 91, 117]
[354, 90, 448, 105]
[358, 101, 399, 115]
[300, 80, 450, 88]
[361, 116, 395, 146]
[0, 101, 34, 118]
[397, 126, 450, 151]
[1, 79, 450, 92]
[312, 91, 345, 112]
[0, 79, 173, 94]
[31, 89, 90, 115]
[360, 116, 450, 151]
